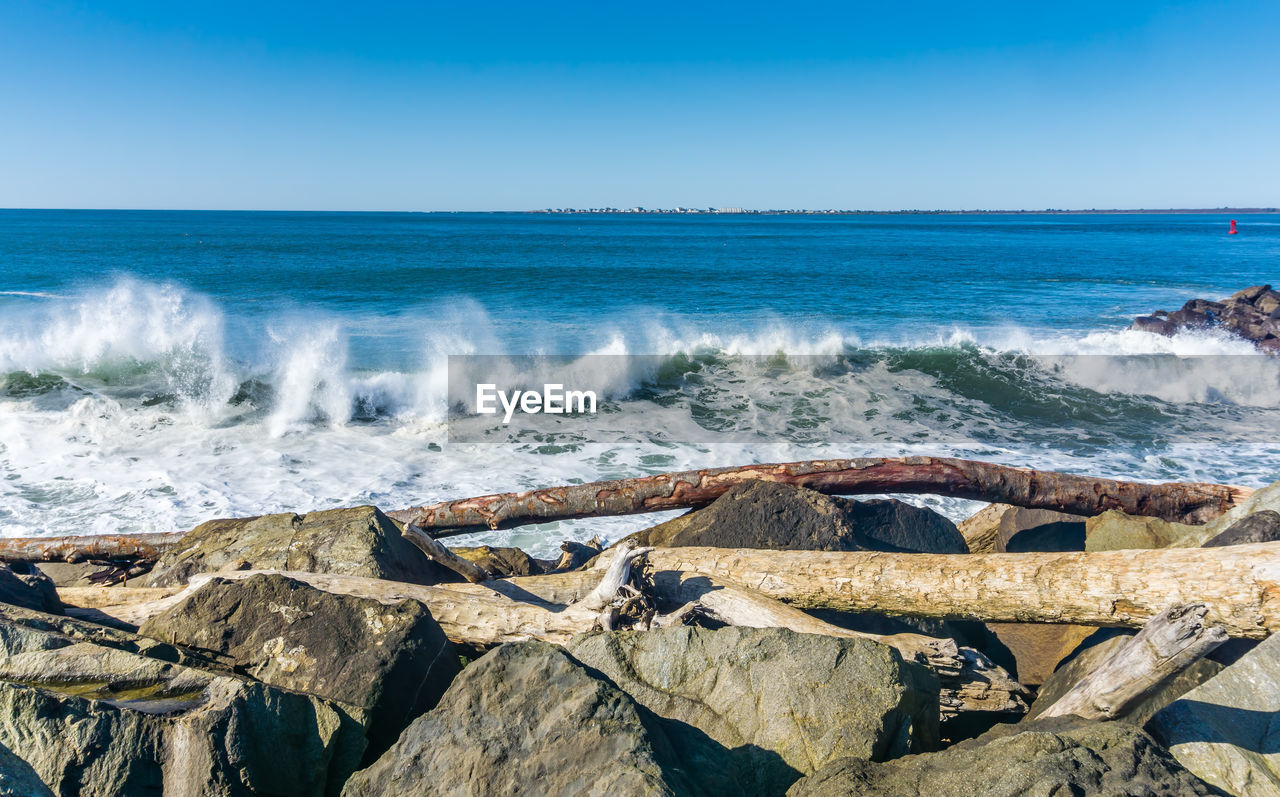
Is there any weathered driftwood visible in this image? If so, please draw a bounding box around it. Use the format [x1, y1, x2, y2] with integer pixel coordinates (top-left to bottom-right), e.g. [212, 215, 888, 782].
[637, 543, 1280, 639]
[1039, 602, 1227, 720]
[55, 555, 1027, 715]
[388, 456, 1250, 534]
[0, 533, 177, 562]
[402, 524, 492, 583]
[645, 569, 1028, 715]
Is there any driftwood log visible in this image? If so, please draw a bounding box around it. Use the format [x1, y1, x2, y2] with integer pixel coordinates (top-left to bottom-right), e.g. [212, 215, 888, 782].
[388, 456, 1250, 534]
[0, 459, 1251, 563]
[1040, 602, 1227, 720]
[635, 544, 1280, 638]
[56, 551, 1029, 716]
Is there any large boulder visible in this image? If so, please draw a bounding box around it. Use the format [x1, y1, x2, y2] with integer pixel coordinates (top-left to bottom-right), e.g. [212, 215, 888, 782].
[1203, 509, 1280, 547]
[1027, 630, 1224, 727]
[1084, 510, 1205, 551]
[342, 641, 693, 797]
[627, 481, 966, 554]
[1199, 480, 1280, 539]
[787, 715, 1213, 796]
[565, 626, 940, 794]
[450, 545, 544, 577]
[0, 563, 59, 613]
[138, 573, 458, 762]
[1132, 286, 1280, 349]
[0, 615, 364, 796]
[145, 505, 460, 587]
[1149, 629, 1280, 795]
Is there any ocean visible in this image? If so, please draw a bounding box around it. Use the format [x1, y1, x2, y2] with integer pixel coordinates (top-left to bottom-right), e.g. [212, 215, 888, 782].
[1, 210, 1278, 555]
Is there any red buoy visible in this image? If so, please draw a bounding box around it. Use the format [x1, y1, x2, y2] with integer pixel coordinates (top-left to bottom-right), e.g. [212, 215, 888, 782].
[1229, 219, 1239, 234]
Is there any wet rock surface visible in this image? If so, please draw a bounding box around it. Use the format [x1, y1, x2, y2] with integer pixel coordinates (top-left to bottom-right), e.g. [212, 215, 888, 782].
[1132, 284, 1280, 350]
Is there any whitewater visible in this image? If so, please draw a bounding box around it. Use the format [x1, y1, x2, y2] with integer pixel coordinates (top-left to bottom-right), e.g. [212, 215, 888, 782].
[1, 211, 1277, 555]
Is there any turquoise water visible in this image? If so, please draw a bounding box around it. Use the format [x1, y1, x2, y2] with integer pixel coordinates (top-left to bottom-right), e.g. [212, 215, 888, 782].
[1, 211, 1277, 551]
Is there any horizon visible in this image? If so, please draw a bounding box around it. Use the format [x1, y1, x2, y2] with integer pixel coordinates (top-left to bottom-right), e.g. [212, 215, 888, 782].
[1, 207, 1278, 215]
[2, 1, 1278, 210]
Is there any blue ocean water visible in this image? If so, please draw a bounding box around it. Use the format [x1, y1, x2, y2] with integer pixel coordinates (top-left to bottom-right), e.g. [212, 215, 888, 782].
[1, 210, 1278, 552]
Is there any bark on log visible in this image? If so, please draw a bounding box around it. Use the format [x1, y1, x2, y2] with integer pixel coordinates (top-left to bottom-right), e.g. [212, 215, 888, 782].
[0, 533, 178, 562]
[55, 561, 1027, 715]
[1039, 602, 1227, 720]
[388, 456, 1250, 534]
[637, 543, 1280, 639]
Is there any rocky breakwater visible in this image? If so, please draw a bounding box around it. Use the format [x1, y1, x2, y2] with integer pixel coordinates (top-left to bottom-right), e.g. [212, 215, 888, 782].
[1132, 284, 1280, 352]
[7, 472, 1280, 794]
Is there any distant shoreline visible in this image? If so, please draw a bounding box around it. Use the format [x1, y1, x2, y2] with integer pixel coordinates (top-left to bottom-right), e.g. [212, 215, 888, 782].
[2, 207, 1279, 215]
[527, 207, 1280, 216]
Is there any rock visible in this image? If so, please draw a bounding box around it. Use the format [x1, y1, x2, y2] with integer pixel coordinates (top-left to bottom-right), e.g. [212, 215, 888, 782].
[1131, 287, 1280, 349]
[450, 545, 544, 577]
[1149, 628, 1280, 795]
[1084, 509, 1206, 551]
[342, 641, 693, 797]
[788, 715, 1213, 796]
[565, 626, 940, 794]
[988, 507, 1086, 553]
[985, 622, 1097, 688]
[956, 502, 1007, 552]
[1199, 480, 1280, 539]
[1232, 284, 1271, 303]
[32, 561, 108, 587]
[1028, 630, 1224, 727]
[627, 481, 967, 554]
[0, 563, 59, 613]
[1203, 509, 1280, 547]
[0, 741, 53, 797]
[1132, 315, 1175, 335]
[139, 573, 458, 762]
[0, 615, 364, 796]
[956, 504, 1086, 554]
[145, 505, 461, 587]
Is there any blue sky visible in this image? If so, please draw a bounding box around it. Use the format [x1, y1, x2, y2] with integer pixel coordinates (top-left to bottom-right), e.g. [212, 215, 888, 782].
[1, 1, 1277, 210]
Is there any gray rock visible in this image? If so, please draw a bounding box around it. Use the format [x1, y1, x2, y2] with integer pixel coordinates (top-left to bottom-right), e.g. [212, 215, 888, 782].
[0, 563, 59, 613]
[1149, 628, 1280, 795]
[139, 573, 458, 762]
[0, 615, 364, 796]
[564, 626, 939, 795]
[989, 507, 1086, 553]
[1203, 509, 1280, 547]
[787, 715, 1213, 796]
[145, 505, 461, 587]
[1084, 509, 1207, 551]
[450, 545, 544, 577]
[1027, 630, 1223, 727]
[0, 740, 53, 797]
[342, 641, 691, 797]
[1199, 480, 1280, 541]
[628, 481, 967, 554]
[31, 561, 107, 588]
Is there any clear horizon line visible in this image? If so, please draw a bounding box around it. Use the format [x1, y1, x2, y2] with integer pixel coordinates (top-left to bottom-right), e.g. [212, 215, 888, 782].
[1, 206, 1278, 215]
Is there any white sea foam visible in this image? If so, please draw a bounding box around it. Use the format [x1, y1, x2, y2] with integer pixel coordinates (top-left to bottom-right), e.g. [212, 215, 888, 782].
[2, 277, 1277, 554]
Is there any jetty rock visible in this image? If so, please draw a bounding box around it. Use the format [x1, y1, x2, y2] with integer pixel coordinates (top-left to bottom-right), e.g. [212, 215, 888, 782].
[1132, 284, 1280, 350]
[346, 627, 940, 797]
[138, 572, 459, 764]
[787, 715, 1214, 796]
